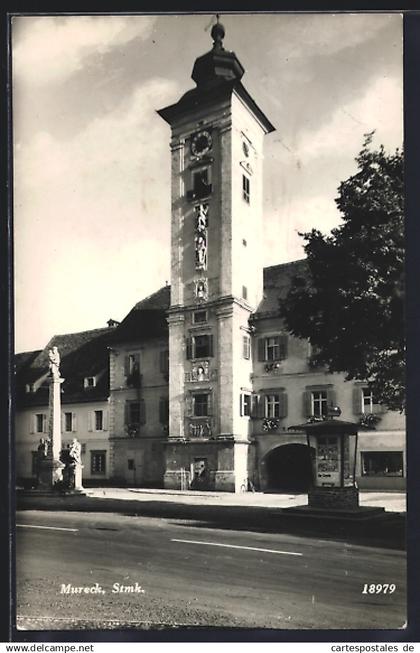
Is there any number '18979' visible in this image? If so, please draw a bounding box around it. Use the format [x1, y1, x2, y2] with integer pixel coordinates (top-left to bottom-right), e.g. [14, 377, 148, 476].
[362, 583, 396, 594]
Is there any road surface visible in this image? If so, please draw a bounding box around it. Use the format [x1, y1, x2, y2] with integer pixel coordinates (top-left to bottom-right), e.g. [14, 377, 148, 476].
[16, 510, 406, 631]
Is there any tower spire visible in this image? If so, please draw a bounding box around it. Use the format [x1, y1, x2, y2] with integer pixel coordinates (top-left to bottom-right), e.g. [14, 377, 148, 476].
[211, 13, 225, 50]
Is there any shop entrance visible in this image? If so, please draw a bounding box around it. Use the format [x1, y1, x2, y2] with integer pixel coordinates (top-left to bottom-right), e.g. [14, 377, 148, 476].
[263, 443, 313, 492]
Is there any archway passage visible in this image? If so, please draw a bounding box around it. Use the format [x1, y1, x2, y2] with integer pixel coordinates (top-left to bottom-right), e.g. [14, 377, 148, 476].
[264, 443, 313, 492]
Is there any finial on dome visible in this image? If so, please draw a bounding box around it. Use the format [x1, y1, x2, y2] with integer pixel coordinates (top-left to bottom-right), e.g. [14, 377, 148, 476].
[211, 14, 225, 50]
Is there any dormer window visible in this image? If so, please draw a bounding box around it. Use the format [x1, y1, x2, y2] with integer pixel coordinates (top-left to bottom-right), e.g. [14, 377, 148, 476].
[84, 376, 96, 389]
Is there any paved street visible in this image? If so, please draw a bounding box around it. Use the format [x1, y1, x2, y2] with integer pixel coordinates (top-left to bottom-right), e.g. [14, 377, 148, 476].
[16, 509, 406, 631]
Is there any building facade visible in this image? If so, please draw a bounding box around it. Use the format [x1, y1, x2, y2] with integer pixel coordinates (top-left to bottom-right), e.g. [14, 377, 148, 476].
[14, 23, 405, 492]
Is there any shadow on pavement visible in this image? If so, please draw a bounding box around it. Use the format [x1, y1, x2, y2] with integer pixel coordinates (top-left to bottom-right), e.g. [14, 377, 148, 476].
[16, 493, 406, 551]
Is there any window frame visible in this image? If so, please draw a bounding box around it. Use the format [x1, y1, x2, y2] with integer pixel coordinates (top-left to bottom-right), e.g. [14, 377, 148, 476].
[91, 450, 106, 475]
[192, 393, 210, 418]
[192, 310, 207, 325]
[35, 413, 46, 433]
[361, 451, 404, 477]
[94, 409, 104, 431]
[312, 390, 328, 418]
[242, 334, 251, 360]
[240, 393, 252, 417]
[191, 166, 212, 200]
[265, 394, 280, 418]
[64, 412, 73, 433]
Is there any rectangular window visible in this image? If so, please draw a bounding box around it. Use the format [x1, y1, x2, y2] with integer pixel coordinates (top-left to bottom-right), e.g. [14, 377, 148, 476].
[128, 402, 141, 425]
[265, 394, 280, 418]
[84, 376, 96, 388]
[312, 391, 328, 418]
[242, 174, 250, 203]
[362, 388, 375, 414]
[266, 337, 280, 361]
[95, 410, 103, 431]
[127, 458, 135, 471]
[91, 451, 106, 475]
[64, 412, 73, 432]
[31, 451, 38, 476]
[193, 310, 207, 324]
[258, 335, 288, 362]
[35, 414, 45, 433]
[240, 393, 252, 417]
[192, 167, 212, 199]
[243, 335, 251, 360]
[193, 393, 209, 417]
[361, 452, 403, 477]
[159, 349, 169, 375]
[242, 285, 248, 301]
[187, 334, 214, 359]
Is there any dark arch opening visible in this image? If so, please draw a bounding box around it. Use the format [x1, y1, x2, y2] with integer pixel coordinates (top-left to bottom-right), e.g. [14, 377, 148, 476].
[264, 443, 313, 492]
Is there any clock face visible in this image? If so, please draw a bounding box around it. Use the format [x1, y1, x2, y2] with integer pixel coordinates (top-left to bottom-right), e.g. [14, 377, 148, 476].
[191, 130, 212, 157]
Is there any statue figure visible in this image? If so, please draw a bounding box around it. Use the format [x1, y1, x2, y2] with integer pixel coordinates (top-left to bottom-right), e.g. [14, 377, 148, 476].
[195, 235, 207, 269]
[69, 438, 82, 466]
[196, 279, 208, 301]
[195, 204, 208, 233]
[48, 346, 61, 379]
[36, 437, 49, 486]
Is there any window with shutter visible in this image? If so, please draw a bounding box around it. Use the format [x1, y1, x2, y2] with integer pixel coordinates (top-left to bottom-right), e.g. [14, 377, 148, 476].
[353, 386, 363, 414]
[242, 335, 251, 360]
[278, 392, 288, 418]
[139, 399, 146, 425]
[303, 391, 313, 418]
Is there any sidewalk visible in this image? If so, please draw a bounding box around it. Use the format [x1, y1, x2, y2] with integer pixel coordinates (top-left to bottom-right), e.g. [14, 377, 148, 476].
[85, 486, 406, 513]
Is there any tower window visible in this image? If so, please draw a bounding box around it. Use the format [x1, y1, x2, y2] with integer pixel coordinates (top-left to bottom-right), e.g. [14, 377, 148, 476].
[189, 167, 212, 200]
[193, 393, 209, 417]
[242, 174, 250, 203]
[186, 334, 214, 359]
[193, 310, 207, 324]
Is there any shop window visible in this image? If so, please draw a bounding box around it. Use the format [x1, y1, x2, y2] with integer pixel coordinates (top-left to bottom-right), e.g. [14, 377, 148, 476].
[91, 451, 106, 475]
[361, 452, 403, 477]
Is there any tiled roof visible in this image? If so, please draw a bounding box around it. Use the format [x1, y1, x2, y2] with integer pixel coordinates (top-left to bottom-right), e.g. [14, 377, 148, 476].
[111, 286, 171, 344]
[15, 327, 115, 408]
[256, 259, 308, 317]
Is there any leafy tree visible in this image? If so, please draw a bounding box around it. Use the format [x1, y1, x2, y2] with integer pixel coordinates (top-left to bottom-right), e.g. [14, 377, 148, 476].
[281, 133, 405, 411]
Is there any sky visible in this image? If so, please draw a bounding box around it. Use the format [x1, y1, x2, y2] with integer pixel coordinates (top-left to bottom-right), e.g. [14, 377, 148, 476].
[12, 12, 403, 353]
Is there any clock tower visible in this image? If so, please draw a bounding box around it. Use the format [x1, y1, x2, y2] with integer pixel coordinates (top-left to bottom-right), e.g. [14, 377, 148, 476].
[158, 18, 275, 491]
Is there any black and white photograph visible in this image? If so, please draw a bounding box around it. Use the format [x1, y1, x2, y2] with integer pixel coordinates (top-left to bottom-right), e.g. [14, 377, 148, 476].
[12, 12, 406, 634]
